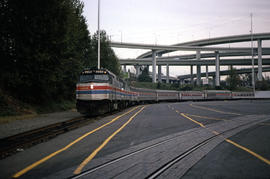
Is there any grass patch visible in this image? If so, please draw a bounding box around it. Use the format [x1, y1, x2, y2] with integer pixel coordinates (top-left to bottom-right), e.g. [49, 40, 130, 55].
[131, 81, 179, 90]
[131, 81, 158, 89]
[232, 87, 253, 92]
[0, 99, 76, 124]
[0, 114, 37, 124]
[131, 81, 216, 91]
[0, 89, 35, 117]
[0, 88, 76, 123]
[34, 100, 76, 114]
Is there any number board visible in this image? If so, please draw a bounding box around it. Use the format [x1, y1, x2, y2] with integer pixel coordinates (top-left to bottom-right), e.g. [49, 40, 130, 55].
[82, 69, 107, 75]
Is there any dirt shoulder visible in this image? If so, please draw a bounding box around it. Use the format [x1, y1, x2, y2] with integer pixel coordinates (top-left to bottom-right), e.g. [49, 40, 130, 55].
[0, 109, 82, 139]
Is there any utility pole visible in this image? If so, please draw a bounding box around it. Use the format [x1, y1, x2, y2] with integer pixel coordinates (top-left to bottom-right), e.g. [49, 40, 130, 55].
[250, 13, 255, 93]
[119, 31, 122, 43]
[97, 0, 101, 69]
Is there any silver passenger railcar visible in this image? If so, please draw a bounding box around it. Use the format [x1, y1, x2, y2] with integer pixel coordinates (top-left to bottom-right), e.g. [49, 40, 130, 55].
[76, 68, 255, 115]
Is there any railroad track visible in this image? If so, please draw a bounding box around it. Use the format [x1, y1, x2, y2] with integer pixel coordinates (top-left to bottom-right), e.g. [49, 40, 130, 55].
[0, 115, 99, 159]
[69, 116, 263, 179]
[0, 104, 132, 160]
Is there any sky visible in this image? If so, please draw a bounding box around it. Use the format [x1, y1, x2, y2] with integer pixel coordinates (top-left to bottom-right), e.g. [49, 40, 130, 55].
[82, 0, 270, 76]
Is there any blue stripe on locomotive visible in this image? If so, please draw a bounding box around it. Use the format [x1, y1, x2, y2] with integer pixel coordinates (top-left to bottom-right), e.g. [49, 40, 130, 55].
[76, 90, 133, 97]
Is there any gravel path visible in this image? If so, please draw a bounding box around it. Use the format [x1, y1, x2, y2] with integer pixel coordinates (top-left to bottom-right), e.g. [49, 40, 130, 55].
[0, 110, 82, 139]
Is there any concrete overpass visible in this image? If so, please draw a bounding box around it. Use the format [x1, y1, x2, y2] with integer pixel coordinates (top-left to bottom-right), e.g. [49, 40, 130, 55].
[178, 67, 270, 80]
[110, 33, 270, 85]
[137, 33, 270, 58]
[110, 42, 268, 52]
[119, 58, 270, 66]
[122, 50, 270, 61]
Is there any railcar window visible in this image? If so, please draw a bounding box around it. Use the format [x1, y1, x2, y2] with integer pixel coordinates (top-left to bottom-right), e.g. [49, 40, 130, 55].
[79, 74, 109, 82]
[80, 75, 94, 82]
[94, 74, 109, 81]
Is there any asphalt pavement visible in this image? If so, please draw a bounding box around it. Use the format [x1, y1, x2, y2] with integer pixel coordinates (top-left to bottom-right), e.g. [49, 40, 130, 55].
[0, 100, 269, 178]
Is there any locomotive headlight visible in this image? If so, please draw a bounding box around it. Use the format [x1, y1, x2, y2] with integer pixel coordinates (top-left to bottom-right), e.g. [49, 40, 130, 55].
[90, 84, 94, 89]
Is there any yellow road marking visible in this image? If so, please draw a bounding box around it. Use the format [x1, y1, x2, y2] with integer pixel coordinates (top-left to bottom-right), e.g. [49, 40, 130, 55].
[73, 106, 146, 175]
[180, 113, 205, 128]
[212, 131, 220, 135]
[190, 103, 241, 116]
[13, 106, 141, 178]
[184, 113, 227, 121]
[180, 110, 270, 166]
[225, 139, 270, 165]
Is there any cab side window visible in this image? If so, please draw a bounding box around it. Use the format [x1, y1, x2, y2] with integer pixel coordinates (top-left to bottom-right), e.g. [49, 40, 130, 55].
[109, 76, 113, 84]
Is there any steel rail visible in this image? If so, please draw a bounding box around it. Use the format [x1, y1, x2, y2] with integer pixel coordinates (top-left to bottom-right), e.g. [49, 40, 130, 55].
[69, 114, 262, 179]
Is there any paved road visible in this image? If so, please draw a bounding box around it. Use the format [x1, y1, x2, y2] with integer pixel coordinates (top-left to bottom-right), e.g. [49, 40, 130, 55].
[0, 100, 269, 178]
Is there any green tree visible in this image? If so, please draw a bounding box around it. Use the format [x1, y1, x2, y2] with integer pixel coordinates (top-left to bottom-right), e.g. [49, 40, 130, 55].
[91, 31, 120, 76]
[0, 0, 93, 104]
[138, 68, 152, 82]
[0, 0, 121, 108]
[58, 0, 93, 100]
[226, 68, 241, 90]
[256, 77, 270, 90]
[240, 74, 252, 87]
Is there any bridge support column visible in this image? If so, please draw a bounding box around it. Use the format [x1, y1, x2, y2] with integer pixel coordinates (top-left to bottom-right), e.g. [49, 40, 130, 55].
[258, 39, 262, 81]
[158, 65, 162, 83]
[135, 65, 140, 78]
[127, 69, 130, 78]
[190, 65, 193, 85]
[152, 50, 157, 83]
[146, 65, 149, 73]
[166, 64, 169, 84]
[196, 50, 201, 86]
[123, 65, 127, 73]
[206, 65, 209, 85]
[215, 51, 220, 87]
[213, 75, 216, 87]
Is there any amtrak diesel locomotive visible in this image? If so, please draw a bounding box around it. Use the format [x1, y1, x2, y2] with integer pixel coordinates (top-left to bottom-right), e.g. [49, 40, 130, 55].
[76, 68, 254, 115]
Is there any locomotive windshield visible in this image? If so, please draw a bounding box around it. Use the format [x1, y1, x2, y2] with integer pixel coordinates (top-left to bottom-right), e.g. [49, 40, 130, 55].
[79, 74, 109, 82]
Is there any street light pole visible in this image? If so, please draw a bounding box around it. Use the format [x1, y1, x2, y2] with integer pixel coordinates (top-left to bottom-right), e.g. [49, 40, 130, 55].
[121, 31, 122, 43]
[97, 0, 100, 69]
[250, 13, 255, 93]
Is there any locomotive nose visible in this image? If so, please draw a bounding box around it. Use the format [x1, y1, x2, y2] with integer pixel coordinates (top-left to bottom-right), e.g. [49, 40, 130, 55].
[76, 83, 95, 100]
[76, 83, 93, 91]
